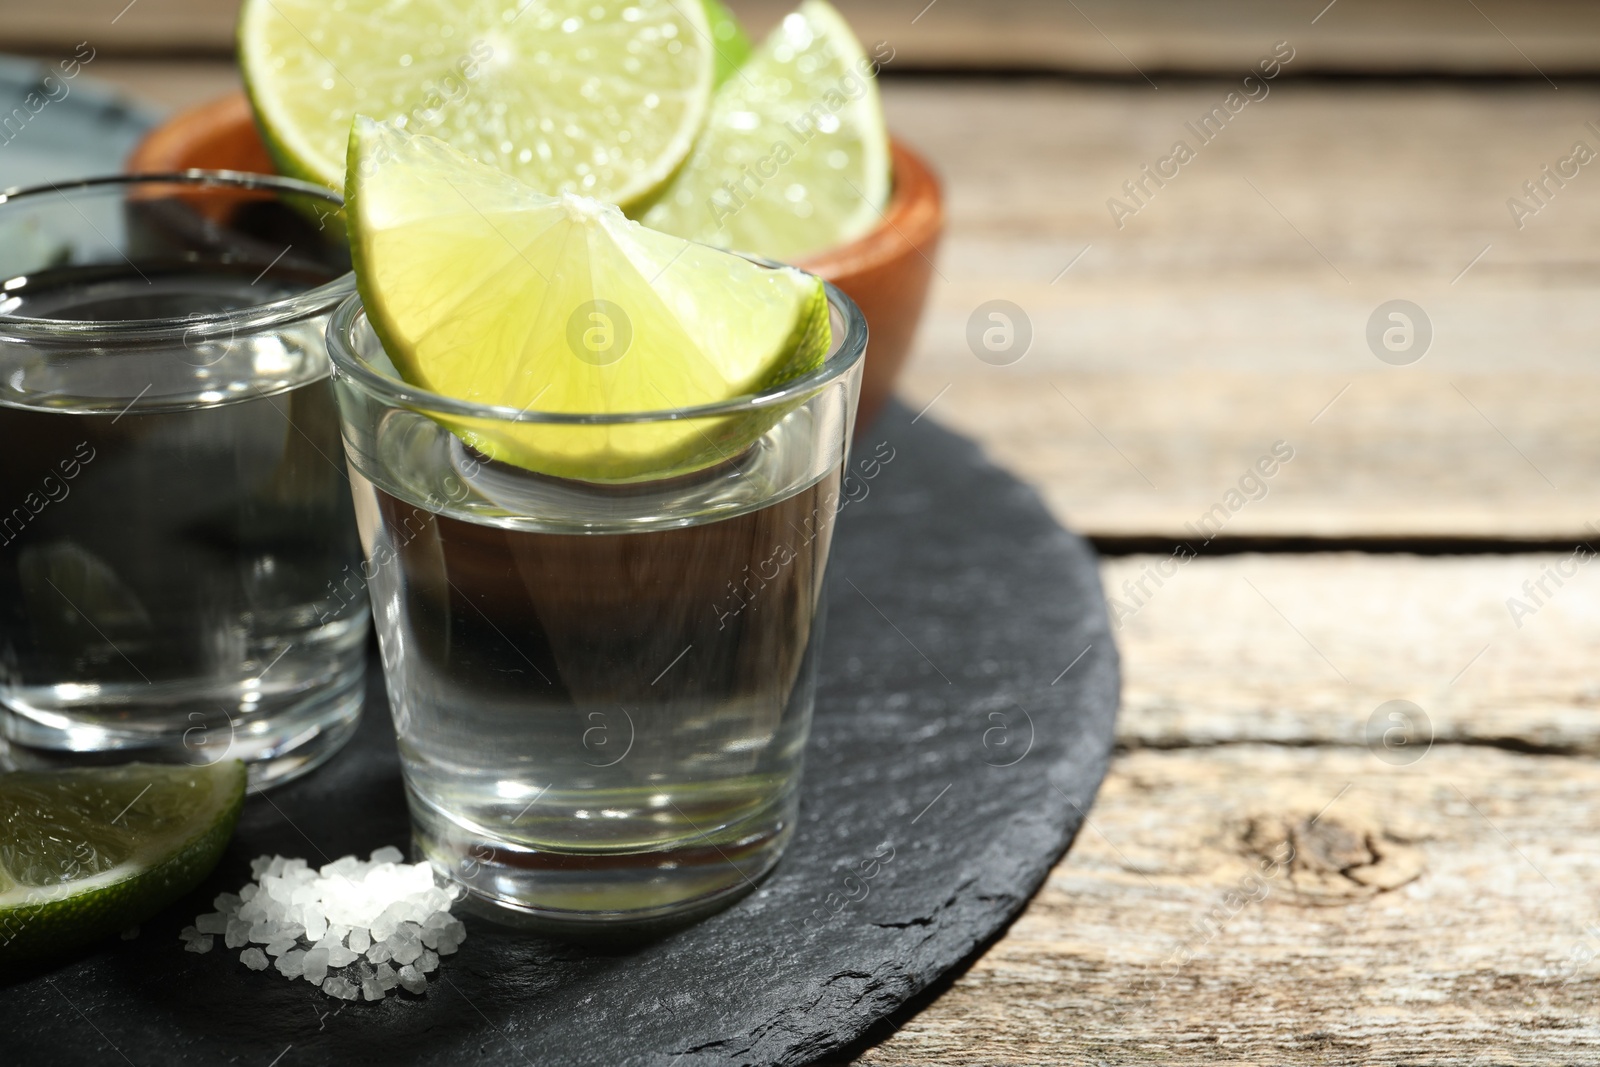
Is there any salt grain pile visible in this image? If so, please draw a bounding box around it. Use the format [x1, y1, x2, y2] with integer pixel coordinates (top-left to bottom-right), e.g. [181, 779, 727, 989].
[178, 848, 465, 1001]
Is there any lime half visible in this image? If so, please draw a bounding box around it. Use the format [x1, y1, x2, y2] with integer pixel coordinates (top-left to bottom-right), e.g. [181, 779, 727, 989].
[239, 0, 714, 208]
[348, 118, 831, 483]
[0, 761, 246, 966]
[639, 0, 891, 261]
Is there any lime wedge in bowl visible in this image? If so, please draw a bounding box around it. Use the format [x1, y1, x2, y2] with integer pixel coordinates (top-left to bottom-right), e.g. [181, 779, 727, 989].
[238, 0, 714, 208]
[0, 761, 246, 967]
[638, 0, 891, 261]
[347, 118, 831, 484]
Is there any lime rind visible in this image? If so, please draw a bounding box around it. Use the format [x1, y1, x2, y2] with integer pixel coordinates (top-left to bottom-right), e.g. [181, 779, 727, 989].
[347, 119, 831, 483]
[239, 0, 714, 208]
[0, 761, 246, 967]
[637, 0, 891, 261]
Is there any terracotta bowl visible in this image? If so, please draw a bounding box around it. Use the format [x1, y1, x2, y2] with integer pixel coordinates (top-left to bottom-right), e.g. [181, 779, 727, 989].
[127, 92, 943, 428]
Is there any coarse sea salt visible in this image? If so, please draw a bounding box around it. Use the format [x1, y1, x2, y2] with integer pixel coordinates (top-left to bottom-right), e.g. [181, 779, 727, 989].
[181, 848, 464, 1001]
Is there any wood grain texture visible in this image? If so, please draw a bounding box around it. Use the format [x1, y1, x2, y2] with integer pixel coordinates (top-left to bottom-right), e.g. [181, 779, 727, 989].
[847, 743, 1600, 1066]
[11, 0, 1600, 75]
[839, 554, 1600, 1065]
[1102, 553, 1600, 753]
[881, 79, 1600, 540]
[898, 370, 1600, 539]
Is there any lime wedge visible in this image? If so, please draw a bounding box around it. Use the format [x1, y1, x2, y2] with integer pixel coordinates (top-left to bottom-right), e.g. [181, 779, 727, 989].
[347, 118, 831, 483]
[238, 0, 714, 208]
[638, 0, 891, 261]
[0, 761, 246, 966]
[704, 0, 753, 86]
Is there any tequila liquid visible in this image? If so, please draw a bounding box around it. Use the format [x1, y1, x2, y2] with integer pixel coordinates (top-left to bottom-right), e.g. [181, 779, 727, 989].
[0, 264, 368, 783]
[350, 415, 842, 923]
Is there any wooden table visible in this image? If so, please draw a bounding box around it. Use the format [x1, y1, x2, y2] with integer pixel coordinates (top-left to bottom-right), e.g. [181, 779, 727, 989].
[88, 58, 1600, 1065]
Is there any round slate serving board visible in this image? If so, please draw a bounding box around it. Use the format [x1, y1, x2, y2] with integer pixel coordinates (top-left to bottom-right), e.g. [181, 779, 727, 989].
[2, 400, 1120, 1067]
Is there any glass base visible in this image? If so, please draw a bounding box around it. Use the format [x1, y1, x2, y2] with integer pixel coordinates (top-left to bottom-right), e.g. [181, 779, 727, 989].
[0, 651, 366, 791]
[411, 786, 796, 930]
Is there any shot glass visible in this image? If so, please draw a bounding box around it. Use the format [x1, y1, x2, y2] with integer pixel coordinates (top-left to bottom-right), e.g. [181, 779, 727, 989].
[0, 173, 368, 788]
[327, 280, 866, 925]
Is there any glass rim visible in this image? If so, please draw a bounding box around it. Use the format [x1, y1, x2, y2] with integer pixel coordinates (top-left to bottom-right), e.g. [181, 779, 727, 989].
[326, 275, 869, 425]
[0, 170, 354, 343]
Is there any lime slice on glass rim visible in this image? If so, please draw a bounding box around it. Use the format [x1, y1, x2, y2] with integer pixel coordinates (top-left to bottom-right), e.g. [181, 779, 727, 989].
[0, 761, 246, 966]
[346, 118, 832, 484]
[238, 0, 714, 209]
[638, 0, 891, 261]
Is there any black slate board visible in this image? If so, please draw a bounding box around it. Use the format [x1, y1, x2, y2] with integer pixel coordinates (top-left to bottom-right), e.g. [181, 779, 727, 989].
[2, 400, 1120, 1066]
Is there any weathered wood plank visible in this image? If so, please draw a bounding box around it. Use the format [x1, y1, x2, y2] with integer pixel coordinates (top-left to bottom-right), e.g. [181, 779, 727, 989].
[831, 553, 1600, 1064]
[13, 0, 1600, 75]
[1102, 553, 1600, 752]
[883, 79, 1600, 345]
[900, 370, 1600, 540]
[847, 744, 1600, 1065]
[881, 78, 1600, 540]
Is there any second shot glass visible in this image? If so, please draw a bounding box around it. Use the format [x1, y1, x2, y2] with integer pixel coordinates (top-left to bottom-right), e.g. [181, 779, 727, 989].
[0, 173, 369, 788]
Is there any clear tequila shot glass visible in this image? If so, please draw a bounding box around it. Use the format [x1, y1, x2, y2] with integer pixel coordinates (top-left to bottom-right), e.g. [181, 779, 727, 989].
[0, 174, 368, 788]
[327, 280, 865, 926]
